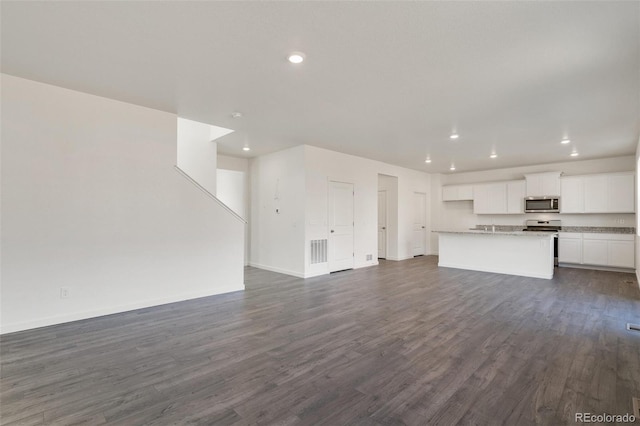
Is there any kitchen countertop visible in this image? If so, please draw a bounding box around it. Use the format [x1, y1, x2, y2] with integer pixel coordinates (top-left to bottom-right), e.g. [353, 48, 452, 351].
[473, 225, 636, 234]
[560, 226, 635, 234]
[433, 229, 556, 237]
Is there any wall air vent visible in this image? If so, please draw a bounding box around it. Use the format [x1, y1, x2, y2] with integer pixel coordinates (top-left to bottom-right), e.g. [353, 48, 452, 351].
[310, 239, 328, 264]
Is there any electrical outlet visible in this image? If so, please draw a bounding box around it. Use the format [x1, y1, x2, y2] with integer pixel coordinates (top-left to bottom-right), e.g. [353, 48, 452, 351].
[366, 254, 373, 261]
[60, 287, 69, 299]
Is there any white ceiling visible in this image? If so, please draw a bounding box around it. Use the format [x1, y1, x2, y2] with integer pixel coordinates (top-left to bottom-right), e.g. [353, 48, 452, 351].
[2, 1, 639, 173]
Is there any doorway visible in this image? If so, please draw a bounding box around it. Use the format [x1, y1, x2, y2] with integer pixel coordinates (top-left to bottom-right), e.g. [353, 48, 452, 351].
[378, 190, 387, 259]
[378, 174, 398, 260]
[328, 180, 354, 272]
[413, 192, 426, 256]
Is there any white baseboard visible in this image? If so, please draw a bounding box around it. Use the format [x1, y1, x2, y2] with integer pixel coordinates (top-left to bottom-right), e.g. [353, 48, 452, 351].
[249, 262, 305, 278]
[303, 270, 329, 278]
[0, 283, 245, 335]
[386, 255, 414, 261]
[249, 261, 379, 279]
[354, 261, 379, 269]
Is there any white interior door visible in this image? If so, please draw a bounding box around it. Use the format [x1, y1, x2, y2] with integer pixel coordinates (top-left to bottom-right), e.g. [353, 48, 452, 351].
[378, 190, 387, 259]
[413, 192, 426, 256]
[328, 181, 354, 272]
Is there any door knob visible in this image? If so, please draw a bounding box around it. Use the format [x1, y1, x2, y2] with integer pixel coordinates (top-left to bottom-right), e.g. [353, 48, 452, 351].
[382, 227, 386, 230]
[330, 230, 335, 233]
[421, 226, 425, 229]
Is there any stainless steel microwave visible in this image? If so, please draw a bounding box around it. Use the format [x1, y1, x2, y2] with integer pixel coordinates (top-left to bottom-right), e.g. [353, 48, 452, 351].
[524, 196, 560, 213]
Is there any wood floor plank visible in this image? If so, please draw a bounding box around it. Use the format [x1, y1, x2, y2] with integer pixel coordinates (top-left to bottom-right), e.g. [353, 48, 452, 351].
[1, 256, 639, 425]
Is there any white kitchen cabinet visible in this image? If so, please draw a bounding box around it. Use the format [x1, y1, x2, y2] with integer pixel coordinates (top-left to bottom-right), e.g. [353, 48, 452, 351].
[473, 180, 524, 214]
[607, 173, 635, 213]
[581, 233, 634, 268]
[608, 240, 635, 268]
[560, 176, 584, 213]
[584, 172, 635, 213]
[582, 239, 608, 266]
[558, 232, 582, 264]
[525, 172, 561, 197]
[473, 184, 489, 214]
[506, 180, 526, 214]
[561, 172, 635, 214]
[473, 182, 507, 214]
[583, 175, 608, 213]
[442, 184, 474, 201]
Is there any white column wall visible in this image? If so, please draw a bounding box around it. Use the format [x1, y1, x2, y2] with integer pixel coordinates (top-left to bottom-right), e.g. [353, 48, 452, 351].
[249, 146, 306, 277]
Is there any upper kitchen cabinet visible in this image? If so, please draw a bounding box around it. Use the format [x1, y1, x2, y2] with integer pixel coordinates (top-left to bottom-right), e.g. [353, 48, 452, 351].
[473, 180, 523, 214]
[567, 171, 635, 214]
[525, 172, 561, 197]
[583, 174, 608, 212]
[442, 184, 474, 201]
[560, 176, 584, 213]
[607, 173, 635, 212]
[506, 180, 526, 214]
[473, 182, 507, 214]
[584, 172, 635, 213]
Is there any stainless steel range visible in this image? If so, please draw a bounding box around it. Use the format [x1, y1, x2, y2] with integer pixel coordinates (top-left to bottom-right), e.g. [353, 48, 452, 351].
[523, 220, 561, 266]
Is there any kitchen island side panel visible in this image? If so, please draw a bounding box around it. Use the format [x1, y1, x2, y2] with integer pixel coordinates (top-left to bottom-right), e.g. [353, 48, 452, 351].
[437, 232, 554, 279]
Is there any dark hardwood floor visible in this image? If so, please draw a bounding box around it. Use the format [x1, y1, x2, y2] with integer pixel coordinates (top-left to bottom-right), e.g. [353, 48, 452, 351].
[1, 256, 639, 425]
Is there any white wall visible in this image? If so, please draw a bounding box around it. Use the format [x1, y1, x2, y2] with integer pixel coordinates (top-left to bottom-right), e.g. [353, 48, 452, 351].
[304, 145, 430, 277]
[217, 169, 245, 218]
[218, 154, 250, 174]
[432, 156, 636, 253]
[249, 145, 430, 279]
[217, 154, 251, 265]
[1, 75, 245, 334]
[249, 146, 306, 277]
[177, 117, 221, 196]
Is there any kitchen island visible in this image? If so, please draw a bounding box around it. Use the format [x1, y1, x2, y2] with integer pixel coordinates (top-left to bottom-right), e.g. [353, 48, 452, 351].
[434, 229, 556, 279]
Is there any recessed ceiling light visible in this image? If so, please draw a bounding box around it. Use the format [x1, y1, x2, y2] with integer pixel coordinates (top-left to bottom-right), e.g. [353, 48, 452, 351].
[570, 152, 579, 157]
[425, 158, 432, 163]
[242, 146, 251, 152]
[490, 153, 497, 159]
[561, 138, 570, 144]
[231, 112, 243, 119]
[288, 52, 305, 64]
[450, 165, 456, 171]
[450, 133, 459, 140]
